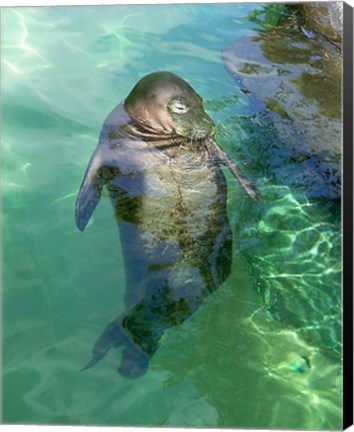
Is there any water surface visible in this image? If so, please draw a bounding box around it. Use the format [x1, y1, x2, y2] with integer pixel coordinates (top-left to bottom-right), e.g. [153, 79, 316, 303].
[1, 4, 342, 429]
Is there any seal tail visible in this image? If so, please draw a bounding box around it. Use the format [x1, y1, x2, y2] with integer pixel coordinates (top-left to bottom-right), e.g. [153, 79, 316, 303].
[81, 320, 126, 372]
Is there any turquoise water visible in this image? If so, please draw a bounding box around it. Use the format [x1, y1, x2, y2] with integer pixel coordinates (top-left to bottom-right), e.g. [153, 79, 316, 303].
[1, 4, 342, 429]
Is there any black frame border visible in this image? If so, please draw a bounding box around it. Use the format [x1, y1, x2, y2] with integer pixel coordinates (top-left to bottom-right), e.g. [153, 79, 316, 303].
[343, 2, 353, 430]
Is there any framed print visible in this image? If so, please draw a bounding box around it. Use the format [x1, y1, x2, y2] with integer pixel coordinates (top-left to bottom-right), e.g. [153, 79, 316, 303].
[1, 1, 353, 430]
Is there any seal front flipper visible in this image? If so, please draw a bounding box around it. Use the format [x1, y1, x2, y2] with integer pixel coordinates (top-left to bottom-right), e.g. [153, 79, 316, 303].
[75, 148, 111, 231]
[207, 137, 261, 201]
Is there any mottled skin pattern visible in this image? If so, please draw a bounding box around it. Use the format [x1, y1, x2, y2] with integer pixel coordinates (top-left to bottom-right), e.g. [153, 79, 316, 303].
[75, 72, 259, 378]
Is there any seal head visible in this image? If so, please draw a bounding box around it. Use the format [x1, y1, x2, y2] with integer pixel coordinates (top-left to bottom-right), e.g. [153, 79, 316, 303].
[124, 71, 215, 140]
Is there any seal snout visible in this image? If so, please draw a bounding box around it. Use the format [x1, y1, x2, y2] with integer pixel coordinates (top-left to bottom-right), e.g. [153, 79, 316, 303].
[202, 115, 216, 136]
[188, 113, 216, 140]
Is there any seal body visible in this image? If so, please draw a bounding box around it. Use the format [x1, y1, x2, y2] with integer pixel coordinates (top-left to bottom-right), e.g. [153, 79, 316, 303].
[76, 71, 259, 378]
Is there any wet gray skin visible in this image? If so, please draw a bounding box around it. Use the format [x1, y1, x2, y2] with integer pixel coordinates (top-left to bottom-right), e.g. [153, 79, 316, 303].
[76, 71, 260, 378]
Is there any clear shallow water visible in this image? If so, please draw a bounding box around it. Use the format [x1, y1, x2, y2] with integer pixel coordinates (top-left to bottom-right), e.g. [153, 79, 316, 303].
[1, 4, 342, 429]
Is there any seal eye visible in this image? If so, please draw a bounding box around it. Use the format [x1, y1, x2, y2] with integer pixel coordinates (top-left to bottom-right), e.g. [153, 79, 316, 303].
[170, 101, 188, 114]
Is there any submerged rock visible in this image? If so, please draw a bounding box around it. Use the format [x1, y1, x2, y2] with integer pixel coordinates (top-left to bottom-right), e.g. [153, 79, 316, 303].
[300, 1, 343, 44]
[221, 6, 343, 362]
[222, 14, 342, 200]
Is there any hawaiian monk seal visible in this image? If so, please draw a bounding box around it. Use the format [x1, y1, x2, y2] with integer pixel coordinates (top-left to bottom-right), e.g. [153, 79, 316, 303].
[76, 71, 260, 378]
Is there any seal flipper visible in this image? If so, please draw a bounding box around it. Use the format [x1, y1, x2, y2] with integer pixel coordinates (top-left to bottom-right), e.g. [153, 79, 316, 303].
[81, 319, 126, 372]
[75, 149, 109, 231]
[81, 317, 151, 379]
[118, 344, 150, 379]
[207, 137, 261, 201]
